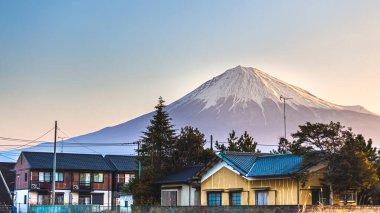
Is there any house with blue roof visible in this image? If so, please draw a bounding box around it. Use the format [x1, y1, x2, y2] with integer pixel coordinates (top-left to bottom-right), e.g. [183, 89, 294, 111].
[197, 152, 352, 206]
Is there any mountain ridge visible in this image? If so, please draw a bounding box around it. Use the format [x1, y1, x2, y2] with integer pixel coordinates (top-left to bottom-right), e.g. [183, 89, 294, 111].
[0, 66, 379, 162]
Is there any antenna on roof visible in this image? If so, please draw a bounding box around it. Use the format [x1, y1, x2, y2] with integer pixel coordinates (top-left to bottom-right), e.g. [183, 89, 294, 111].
[280, 96, 292, 139]
[58, 136, 67, 153]
[51, 121, 58, 206]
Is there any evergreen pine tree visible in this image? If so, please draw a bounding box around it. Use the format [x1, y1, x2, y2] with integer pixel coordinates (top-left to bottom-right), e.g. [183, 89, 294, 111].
[175, 126, 214, 168]
[215, 130, 259, 153]
[133, 96, 177, 204]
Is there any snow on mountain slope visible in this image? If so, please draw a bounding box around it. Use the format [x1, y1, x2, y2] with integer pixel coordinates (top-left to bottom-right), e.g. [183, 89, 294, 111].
[1, 65, 379, 162]
[169, 66, 374, 115]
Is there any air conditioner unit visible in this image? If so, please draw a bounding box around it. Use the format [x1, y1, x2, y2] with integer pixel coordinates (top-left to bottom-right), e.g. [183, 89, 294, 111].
[31, 184, 39, 189]
[73, 185, 79, 190]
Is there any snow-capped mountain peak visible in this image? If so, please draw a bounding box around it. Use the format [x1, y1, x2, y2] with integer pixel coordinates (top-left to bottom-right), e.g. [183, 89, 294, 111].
[171, 65, 349, 112]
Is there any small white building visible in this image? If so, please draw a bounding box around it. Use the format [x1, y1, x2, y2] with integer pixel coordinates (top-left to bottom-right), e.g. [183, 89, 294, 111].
[159, 166, 203, 206]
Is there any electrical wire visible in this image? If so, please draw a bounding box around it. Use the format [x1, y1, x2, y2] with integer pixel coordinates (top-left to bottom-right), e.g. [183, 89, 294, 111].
[13, 127, 55, 149]
[0, 153, 17, 161]
[57, 128, 102, 155]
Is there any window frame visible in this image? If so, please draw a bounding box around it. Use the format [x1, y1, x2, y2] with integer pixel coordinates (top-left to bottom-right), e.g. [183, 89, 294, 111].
[207, 192, 222, 206]
[255, 190, 268, 205]
[229, 191, 241, 206]
[93, 172, 104, 183]
[55, 172, 64, 182]
[39, 172, 51, 182]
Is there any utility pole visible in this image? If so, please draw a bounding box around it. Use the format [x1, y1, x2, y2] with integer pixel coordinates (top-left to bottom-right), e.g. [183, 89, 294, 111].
[137, 141, 142, 180]
[51, 121, 58, 205]
[280, 96, 292, 139]
[210, 135, 213, 150]
[58, 137, 67, 153]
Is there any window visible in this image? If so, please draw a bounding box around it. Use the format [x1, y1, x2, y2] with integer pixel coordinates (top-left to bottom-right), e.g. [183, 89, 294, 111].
[39, 172, 51, 182]
[24, 173, 28, 182]
[93, 173, 104, 183]
[24, 195, 27, 204]
[92, 193, 104, 205]
[229, 192, 241, 206]
[125, 173, 135, 183]
[55, 193, 64, 205]
[339, 191, 356, 203]
[80, 173, 91, 184]
[38, 194, 50, 205]
[55, 172, 64, 182]
[161, 191, 177, 206]
[207, 192, 222, 206]
[256, 191, 268, 205]
[79, 195, 91, 205]
[347, 191, 355, 202]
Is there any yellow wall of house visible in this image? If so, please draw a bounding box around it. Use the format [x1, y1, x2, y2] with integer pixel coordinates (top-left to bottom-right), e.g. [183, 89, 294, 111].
[299, 168, 324, 206]
[201, 166, 357, 206]
[201, 167, 299, 205]
[201, 167, 250, 205]
[250, 178, 299, 205]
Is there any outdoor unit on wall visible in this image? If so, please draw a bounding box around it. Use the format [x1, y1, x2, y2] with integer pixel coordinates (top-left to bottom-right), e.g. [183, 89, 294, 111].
[73, 185, 79, 190]
[31, 184, 39, 189]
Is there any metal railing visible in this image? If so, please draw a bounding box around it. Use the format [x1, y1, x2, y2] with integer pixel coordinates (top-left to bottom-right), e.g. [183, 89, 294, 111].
[29, 180, 51, 191]
[28, 205, 131, 213]
[71, 181, 93, 191]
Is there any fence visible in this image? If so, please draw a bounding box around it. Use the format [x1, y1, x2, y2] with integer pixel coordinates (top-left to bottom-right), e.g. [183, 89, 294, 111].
[28, 205, 131, 213]
[10, 205, 380, 213]
[132, 205, 380, 213]
[0, 205, 15, 213]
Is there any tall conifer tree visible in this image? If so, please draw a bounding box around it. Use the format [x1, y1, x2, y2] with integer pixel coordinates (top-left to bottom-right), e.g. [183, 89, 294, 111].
[133, 97, 177, 204]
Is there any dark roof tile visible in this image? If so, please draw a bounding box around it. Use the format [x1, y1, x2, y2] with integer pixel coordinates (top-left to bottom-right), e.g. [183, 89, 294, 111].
[159, 165, 204, 184]
[22, 152, 113, 171]
[105, 155, 137, 172]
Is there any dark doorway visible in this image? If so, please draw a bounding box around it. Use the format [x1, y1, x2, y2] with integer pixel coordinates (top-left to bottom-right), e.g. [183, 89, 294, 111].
[311, 190, 320, 205]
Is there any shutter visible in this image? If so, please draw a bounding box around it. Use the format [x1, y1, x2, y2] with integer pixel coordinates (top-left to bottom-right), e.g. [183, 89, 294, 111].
[161, 191, 170, 206]
[170, 191, 177, 206]
[92, 193, 104, 205]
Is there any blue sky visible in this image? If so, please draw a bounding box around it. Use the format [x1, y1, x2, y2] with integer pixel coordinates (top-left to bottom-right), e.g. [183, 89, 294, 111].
[1, 0, 379, 140]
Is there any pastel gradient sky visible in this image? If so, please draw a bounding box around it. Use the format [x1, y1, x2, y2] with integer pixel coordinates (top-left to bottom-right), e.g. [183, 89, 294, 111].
[1, 0, 379, 140]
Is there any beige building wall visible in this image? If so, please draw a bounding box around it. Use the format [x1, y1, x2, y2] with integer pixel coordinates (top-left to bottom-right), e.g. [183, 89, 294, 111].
[200, 164, 349, 206]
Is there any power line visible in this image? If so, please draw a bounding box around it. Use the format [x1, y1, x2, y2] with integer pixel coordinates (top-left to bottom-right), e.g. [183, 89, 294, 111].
[0, 153, 17, 161]
[57, 128, 102, 155]
[14, 127, 56, 149]
[0, 137, 46, 143]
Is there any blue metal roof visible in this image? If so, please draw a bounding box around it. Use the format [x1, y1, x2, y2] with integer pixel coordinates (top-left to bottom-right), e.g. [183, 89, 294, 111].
[219, 153, 257, 175]
[218, 153, 304, 178]
[247, 154, 304, 177]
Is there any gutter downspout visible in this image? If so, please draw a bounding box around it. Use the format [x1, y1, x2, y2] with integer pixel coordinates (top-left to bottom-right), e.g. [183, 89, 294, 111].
[189, 182, 191, 206]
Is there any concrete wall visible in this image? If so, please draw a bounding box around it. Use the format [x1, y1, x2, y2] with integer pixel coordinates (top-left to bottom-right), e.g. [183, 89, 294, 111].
[14, 189, 29, 213]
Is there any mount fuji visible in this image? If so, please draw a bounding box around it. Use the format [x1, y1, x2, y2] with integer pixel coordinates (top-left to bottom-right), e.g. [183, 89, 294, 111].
[2, 66, 380, 161]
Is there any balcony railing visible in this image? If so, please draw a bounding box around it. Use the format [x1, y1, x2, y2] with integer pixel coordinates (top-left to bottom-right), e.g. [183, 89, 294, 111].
[30, 180, 51, 191]
[72, 181, 93, 192]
